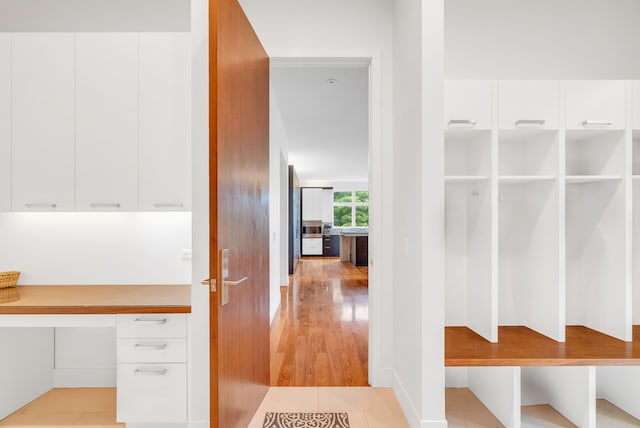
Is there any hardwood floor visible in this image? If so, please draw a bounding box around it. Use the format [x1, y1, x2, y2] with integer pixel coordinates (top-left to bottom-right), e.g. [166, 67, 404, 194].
[270, 257, 369, 386]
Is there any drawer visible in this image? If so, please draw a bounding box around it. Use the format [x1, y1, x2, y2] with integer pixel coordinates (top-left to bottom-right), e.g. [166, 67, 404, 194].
[117, 363, 187, 423]
[117, 338, 187, 363]
[116, 314, 187, 339]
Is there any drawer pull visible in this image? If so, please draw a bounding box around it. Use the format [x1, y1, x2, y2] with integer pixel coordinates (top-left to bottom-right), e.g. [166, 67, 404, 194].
[134, 368, 167, 376]
[515, 119, 545, 127]
[135, 342, 168, 350]
[25, 203, 57, 209]
[582, 120, 613, 127]
[154, 202, 184, 208]
[448, 119, 477, 128]
[89, 203, 121, 209]
[133, 318, 168, 324]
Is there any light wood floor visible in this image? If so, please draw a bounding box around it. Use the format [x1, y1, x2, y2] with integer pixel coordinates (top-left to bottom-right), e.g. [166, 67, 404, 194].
[270, 257, 369, 386]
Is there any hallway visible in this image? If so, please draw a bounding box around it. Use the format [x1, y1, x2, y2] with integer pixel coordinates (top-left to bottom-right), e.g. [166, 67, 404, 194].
[270, 258, 369, 386]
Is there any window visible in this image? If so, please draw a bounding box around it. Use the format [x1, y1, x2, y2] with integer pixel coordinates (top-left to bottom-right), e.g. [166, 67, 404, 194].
[333, 190, 368, 227]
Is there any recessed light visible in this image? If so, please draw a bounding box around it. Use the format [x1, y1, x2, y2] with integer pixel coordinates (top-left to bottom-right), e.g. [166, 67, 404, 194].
[326, 78, 337, 84]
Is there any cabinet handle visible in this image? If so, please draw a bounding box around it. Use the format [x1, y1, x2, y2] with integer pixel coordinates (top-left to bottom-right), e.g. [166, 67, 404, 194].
[25, 203, 57, 209]
[515, 119, 545, 127]
[134, 368, 167, 375]
[134, 342, 167, 350]
[154, 202, 184, 208]
[448, 119, 477, 128]
[133, 317, 167, 324]
[582, 120, 613, 127]
[89, 203, 121, 209]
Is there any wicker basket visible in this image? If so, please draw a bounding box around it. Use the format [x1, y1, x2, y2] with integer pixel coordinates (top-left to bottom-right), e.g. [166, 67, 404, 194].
[0, 287, 19, 303]
[0, 271, 20, 289]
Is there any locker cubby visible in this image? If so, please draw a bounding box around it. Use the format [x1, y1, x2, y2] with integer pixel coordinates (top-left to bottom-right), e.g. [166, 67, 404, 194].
[499, 180, 561, 341]
[565, 129, 624, 178]
[498, 129, 558, 177]
[445, 180, 494, 342]
[445, 129, 491, 178]
[566, 179, 629, 341]
[596, 367, 640, 425]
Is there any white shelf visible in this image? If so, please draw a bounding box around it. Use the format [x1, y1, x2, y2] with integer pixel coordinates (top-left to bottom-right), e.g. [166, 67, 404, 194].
[566, 175, 623, 184]
[498, 175, 556, 184]
[445, 176, 490, 183]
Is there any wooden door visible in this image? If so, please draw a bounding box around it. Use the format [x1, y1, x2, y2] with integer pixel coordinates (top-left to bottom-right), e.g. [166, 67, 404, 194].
[209, 0, 270, 427]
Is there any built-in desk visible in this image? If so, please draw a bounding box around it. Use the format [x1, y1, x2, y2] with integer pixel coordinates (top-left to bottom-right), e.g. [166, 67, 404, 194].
[0, 285, 191, 426]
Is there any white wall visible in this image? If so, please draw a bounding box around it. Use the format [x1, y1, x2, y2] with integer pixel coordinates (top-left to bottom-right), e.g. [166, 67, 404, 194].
[0, 0, 190, 32]
[0, 212, 191, 284]
[392, 0, 446, 427]
[238, 0, 395, 387]
[269, 87, 290, 321]
[445, 0, 640, 79]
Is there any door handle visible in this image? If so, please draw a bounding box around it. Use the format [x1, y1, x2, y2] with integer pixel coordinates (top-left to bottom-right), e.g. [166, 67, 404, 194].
[223, 276, 247, 286]
[220, 249, 247, 305]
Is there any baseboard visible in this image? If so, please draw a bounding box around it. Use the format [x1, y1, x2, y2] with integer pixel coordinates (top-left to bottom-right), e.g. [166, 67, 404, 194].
[392, 370, 448, 428]
[53, 368, 116, 388]
[187, 422, 209, 428]
[126, 424, 187, 428]
[280, 276, 289, 286]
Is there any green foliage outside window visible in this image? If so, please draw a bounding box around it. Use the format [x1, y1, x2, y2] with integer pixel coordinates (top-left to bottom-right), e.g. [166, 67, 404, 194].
[355, 191, 369, 203]
[334, 206, 352, 227]
[355, 206, 369, 227]
[333, 191, 352, 203]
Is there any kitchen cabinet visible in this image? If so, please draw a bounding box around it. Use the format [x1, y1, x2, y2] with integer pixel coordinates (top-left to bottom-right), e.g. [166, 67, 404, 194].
[0, 35, 9, 212]
[322, 235, 339, 257]
[444, 80, 492, 130]
[321, 189, 333, 223]
[302, 237, 322, 256]
[498, 80, 559, 130]
[138, 33, 191, 211]
[302, 187, 323, 221]
[565, 80, 627, 130]
[75, 33, 139, 211]
[116, 314, 187, 423]
[11, 33, 75, 211]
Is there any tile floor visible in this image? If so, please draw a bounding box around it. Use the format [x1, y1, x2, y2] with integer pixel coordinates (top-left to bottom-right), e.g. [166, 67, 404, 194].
[0, 388, 123, 427]
[248, 387, 409, 428]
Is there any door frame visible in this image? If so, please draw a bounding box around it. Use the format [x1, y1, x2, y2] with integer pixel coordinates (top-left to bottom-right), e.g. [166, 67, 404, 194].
[270, 53, 391, 386]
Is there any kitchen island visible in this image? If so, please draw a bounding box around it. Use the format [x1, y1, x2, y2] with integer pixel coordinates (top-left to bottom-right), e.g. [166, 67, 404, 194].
[337, 230, 368, 267]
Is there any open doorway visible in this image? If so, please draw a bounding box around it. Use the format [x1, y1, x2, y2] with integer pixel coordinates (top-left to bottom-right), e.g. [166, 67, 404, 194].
[269, 62, 371, 386]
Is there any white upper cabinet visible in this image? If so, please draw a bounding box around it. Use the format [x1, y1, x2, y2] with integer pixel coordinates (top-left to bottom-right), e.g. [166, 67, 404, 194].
[302, 188, 323, 221]
[0, 35, 10, 212]
[12, 34, 75, 211]
[75, 33, 138, 211]
[565, 80, 627, 130]
[444, 80, 492, 130]
[138, 33, 191, 211]
[498, 80, 559, 129]
[633, 81, 640, 130]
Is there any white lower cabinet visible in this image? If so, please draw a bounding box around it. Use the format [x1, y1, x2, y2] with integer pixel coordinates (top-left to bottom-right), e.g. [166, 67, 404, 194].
[302, 237, 323, 255]
[116, 314, 187, 424]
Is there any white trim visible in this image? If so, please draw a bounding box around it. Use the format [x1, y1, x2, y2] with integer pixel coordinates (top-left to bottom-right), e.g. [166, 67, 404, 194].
[271, 49, 390, 387]
[393, 370, 448, 428]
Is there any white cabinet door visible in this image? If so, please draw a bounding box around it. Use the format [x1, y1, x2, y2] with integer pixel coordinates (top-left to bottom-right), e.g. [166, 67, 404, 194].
[633, 81, 640, 130]
[0, 35, 9, 212]
[444, 80, 492, 130]
[302, 188, 323, 221]
[498, 80, 559, 129]
[565, 80, 627, 130]
[76, 33, 138, 211]
[11, 34, 75, 211]
[321, 189, 333, 223]
[302, 237, 322, 255]
[139, 33, 191, 211]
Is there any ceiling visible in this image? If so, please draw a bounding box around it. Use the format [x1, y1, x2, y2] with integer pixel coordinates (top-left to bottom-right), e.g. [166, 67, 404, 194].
[270, 64, 369, 183]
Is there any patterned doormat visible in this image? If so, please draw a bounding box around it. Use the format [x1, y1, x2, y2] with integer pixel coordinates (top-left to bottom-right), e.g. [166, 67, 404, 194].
[263, 412, 350, 428]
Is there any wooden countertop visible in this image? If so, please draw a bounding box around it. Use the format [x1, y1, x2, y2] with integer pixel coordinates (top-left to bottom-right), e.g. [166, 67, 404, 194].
[0, 285, 191, 314]
[446, 325, 640, 366]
